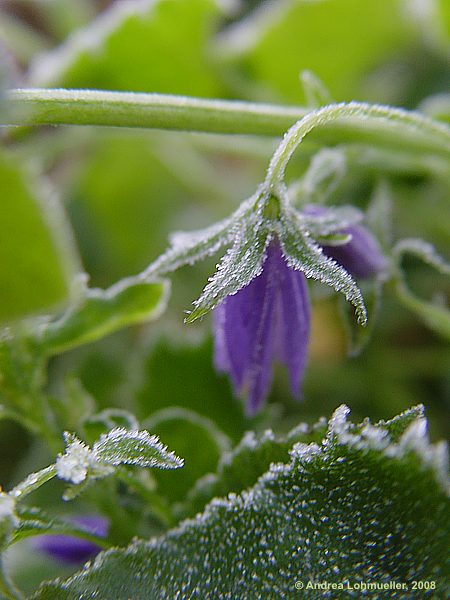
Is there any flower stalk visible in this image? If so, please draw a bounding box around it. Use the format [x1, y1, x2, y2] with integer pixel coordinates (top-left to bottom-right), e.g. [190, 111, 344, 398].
[4, 90, 450, 162]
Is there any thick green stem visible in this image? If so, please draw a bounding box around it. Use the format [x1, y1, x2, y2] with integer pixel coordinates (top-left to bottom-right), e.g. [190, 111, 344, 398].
[5, 88, 307, 136]
[4, 91, 450, 163]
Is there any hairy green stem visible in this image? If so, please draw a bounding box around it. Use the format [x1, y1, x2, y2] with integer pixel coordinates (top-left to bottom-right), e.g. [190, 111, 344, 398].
[10, 465, 57, 501]
[265, 102, 450, 188]
[5, 88, 307, 136]
[4, 90, 450, 163]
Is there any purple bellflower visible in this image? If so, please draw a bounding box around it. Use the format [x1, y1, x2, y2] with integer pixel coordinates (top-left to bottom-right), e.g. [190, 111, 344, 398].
[214, 209, 386, 415]
[34, 515, 108, 565]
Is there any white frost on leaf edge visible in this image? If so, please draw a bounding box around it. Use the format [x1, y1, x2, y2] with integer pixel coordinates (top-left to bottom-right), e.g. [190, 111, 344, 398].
[56, 434, 97, 485]
[93, 427, 184, 469]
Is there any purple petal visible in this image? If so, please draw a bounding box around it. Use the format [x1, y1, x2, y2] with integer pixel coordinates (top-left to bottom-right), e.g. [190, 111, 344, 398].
[274, 262, 310, 398]
[213, 243, 312, 415]
[322, 224, 387, 279]
[33, 516, 108, 565]
[213, 244, 281, 415]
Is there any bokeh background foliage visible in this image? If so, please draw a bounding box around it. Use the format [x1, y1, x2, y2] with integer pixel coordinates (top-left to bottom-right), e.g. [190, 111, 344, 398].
[0, 0, 449, 596]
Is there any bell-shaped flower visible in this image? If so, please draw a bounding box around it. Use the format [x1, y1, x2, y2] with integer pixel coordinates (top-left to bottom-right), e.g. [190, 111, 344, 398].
[142, 173, 386, 416]
[213, 206, 386, 415]
[214, 242, 310, 415]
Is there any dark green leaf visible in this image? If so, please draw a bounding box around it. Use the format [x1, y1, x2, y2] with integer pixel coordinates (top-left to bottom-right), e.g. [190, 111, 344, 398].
[143, 408, 230, 503]
[33, 406, 450, 599]
[135, 337, 247, 442]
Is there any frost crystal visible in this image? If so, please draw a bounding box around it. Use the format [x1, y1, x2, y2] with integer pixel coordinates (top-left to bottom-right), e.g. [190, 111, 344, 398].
[0, 492, 15, 521]
[56, 436, 94, 484]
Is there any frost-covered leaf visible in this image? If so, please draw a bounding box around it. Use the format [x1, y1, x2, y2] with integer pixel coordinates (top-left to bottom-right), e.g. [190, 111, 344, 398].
[175, 418, 327, 521]
[38, 279, 169, 355]
[33, 406, 449, 599]
[93, 428, 183, 470]
[394, 238, 450, 339]
[0, 149, 78, 323]
[30, 0, 224, 97]
[186, 200, 270, 322]
[278, 206, 367, 324]
[54, 428, 183, 502]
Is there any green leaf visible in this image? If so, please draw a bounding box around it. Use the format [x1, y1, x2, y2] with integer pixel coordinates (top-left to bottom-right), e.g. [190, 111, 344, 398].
[33, 406, 449, 599]
[93, 428, 184, 470]
[0, 150, 77, 323]
[30, 0, 224, 97]
[38, 279, 170, 355]
[54, 427, 183, 502]
[278, 206, 367, 324]
[221, 0, 418, 103]
[143, 408, 231, 503]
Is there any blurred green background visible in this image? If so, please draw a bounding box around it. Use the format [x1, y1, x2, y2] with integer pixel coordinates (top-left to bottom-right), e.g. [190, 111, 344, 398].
[0, 0, 449, 592]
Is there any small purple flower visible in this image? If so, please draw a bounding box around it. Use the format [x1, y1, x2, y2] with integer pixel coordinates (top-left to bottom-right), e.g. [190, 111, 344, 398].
[214, 242, 310, 415]
[34, 515, 108, 565]
[214, 211, 386, 415]
[303, 205, 387, 279]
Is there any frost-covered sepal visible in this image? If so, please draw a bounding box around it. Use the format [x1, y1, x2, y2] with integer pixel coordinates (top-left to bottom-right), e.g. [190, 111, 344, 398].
[142, 198, 255, 280]
[186, 202, 271, 323]
[299, 205, 363, 238]
[278, 205, 368, 324]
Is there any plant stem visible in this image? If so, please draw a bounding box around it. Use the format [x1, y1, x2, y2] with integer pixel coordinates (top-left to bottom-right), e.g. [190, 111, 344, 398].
[10, 465, 56, 501]
[5, 88, 307, 136]
[0, 559, 23, 600]
[264, 102, 450, 188]
[4, 90, 450, 161]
